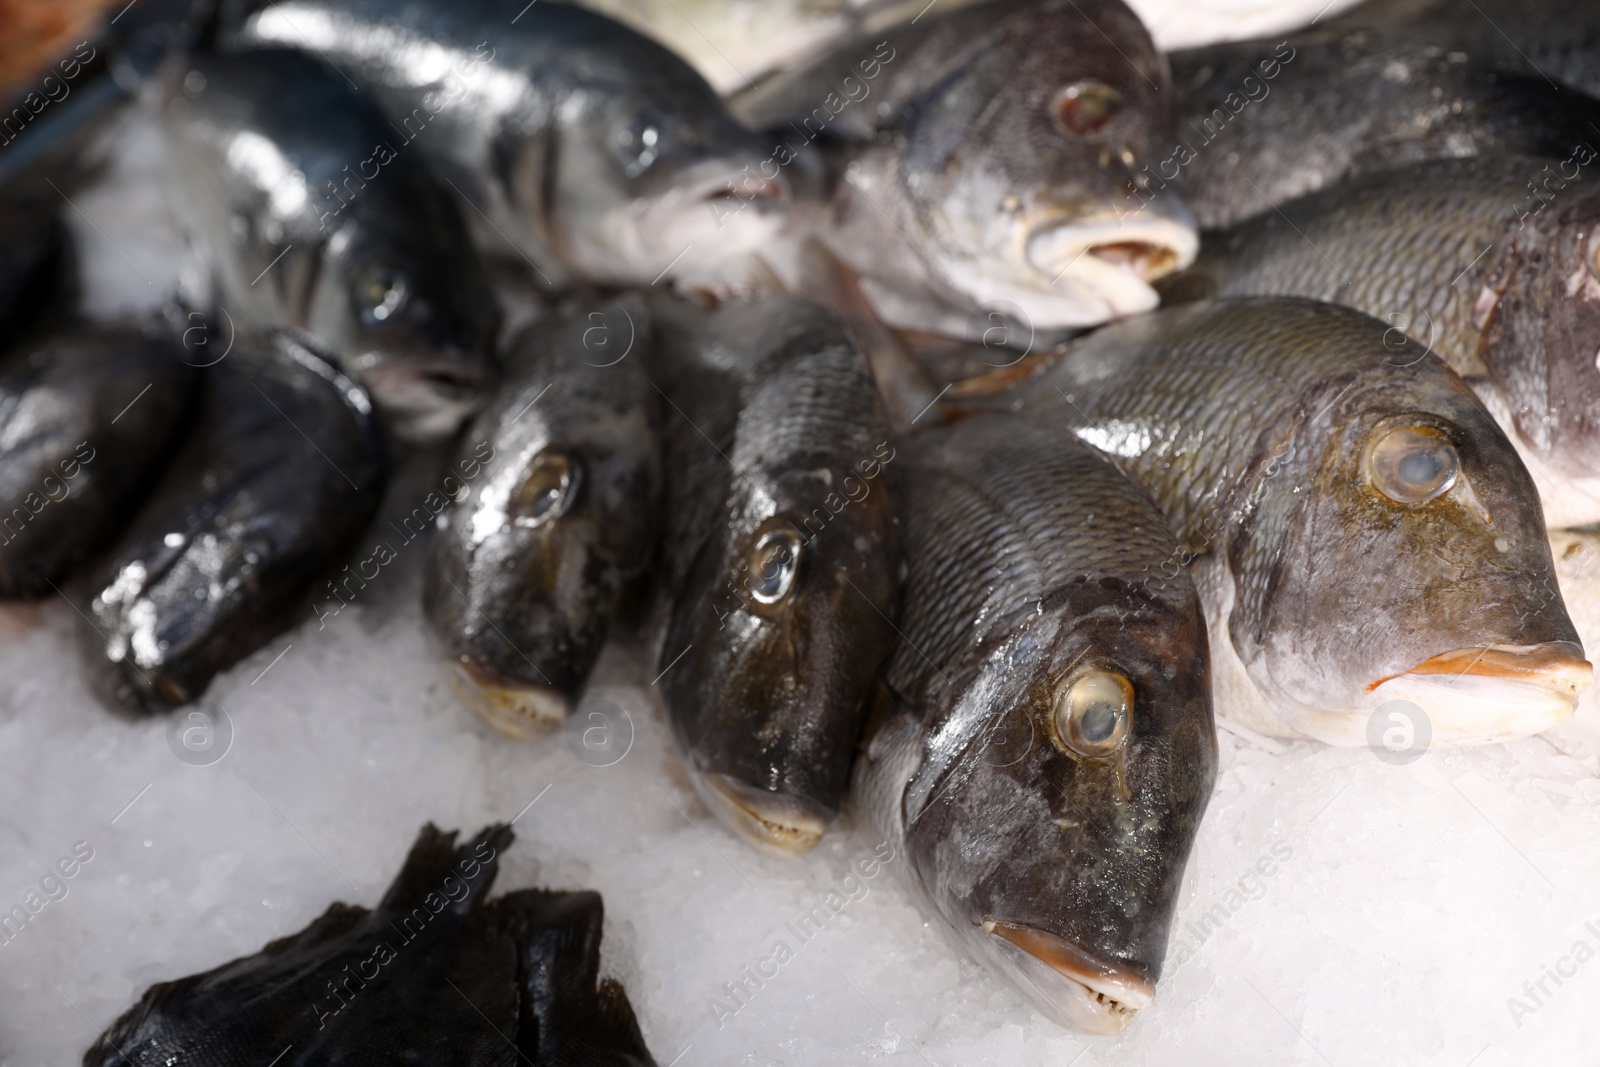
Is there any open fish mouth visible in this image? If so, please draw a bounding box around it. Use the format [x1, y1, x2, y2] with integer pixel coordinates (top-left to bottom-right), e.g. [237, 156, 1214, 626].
[360, 359, 491, 442]
[445, 657, 571, 740]
[981, 920, 1154, 1034]
[688, 769, 832, 858]
[630, 159, 790, 272]
[1024, 212, 1199, 320]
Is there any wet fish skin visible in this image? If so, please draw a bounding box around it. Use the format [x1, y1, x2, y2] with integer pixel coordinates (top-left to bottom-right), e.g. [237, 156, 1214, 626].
[155, 46, 501, 442]
[424, 297, 663, 738]
[856, 413, 1215, 1034]
[992, 297, 1587, 745]
[1167, 28, 1600, 229]
[649, 294, 901, 855]
[0, 324, 196, 599]
[1161, 155, 1600, 528]
[85, 823, 656, 1066]
[77, 330, 385, 716]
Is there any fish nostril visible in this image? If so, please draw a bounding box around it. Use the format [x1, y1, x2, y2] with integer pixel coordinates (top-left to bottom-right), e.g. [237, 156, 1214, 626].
[1087, 241, 1180, 281]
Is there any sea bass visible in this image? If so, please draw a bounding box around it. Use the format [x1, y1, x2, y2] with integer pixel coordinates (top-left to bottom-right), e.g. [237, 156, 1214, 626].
[78, 330, 385, 715]
[155, 46, 500, 441]
[735, 0, 1197, 339]
[1162, 156, 1600, 528]
[986, 297, 1590, 746]
[235, 0, 788, 292]
[85, 824, 656, 1066]
[424, 297, 662, 739]
[857, 412, 1215, 1034]
[649, 294, 900, 855]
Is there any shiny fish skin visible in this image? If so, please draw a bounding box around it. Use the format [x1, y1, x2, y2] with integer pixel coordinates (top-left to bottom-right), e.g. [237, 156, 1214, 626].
[84, 823, 656, 1067]
[735, 0, 1197, 337]
[648, 294, 900, 856]
[236, 0, 788, 292]
[155, 46, 500, 442]
[856, 412, 1215, 1034]
[1162, 156, 1600, 529]
[0, 324, 196, 599]
[991, 297, 1588, 745]
[424, 297, 662, 739]
[78, 331, 385, 716]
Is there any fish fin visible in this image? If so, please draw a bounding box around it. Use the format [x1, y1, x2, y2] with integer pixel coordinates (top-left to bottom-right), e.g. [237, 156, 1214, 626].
[375, 822, 513, 918]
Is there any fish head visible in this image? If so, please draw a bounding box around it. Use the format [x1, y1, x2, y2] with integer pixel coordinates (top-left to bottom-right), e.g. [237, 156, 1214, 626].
[1229, 355, 1589, 745]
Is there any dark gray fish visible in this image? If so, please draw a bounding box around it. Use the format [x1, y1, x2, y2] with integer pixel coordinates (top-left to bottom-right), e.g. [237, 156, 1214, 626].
[0, 323, 195, 599]
[77, 330, 385, 715]
[1161, 155, 1600, 528]
[1165, 28, 1600, 229]
[0, 196, 69, 334]
[856, 412, 1215, 1033]
[649, 294, 900, 855]
[155, 46, 500, 441]
[735, 0, 1197, 338]
[985, 297, 1589, 745]
[235, 0, 788, 292]
[84, 823, 656, 1067]
[424, 297, 662, 739]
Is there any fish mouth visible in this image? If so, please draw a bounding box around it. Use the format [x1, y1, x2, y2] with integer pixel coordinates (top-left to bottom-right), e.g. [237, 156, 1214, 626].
[445, 657, 570, 740]
[981, 920, 1154, 1034]
[1024, 211, 1199, 319]
[687, 770, 833, 858]
[638, 159, 790, 265]
[361, 359, 491, 442]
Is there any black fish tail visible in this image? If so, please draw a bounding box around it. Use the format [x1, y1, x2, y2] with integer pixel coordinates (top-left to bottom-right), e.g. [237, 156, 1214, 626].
[375, 823, 512, 918]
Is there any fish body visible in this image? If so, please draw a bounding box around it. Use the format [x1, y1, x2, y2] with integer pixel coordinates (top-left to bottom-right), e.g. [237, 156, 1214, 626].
[154, 46, 500, 441]
[856, 412, 1215, 1034]
[424, 297, 662, 739]
[85, 823, 656, 1066]
[0, 195, 70, 334]
[990, 297, 1589, 745]
[735, 0, 1198, 338]
[0, 323, 196, 599]
[1162, 156, 1600, 528]
[78, 330, 385, 715]
[648, 294, 900, 855]
[235, 0, 788, 292]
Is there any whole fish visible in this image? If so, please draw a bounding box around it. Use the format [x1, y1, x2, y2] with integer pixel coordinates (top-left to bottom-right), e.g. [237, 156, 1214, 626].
[857, 412, 1215, 1034]
[735, 0, 1198, 339]
[154, 46, 500, 441]
[649, 294, 900, 856]
[0, 324, 195, 599]
[424, 297, 662, 739]
[85, 823, 656, 1066]
[234, 0, 789, 292]
[985, 297, 1590, 745]
[1161, 156, 1600, 528]
[1165, 28, 1600, 228]
[78, 330, 385, 715]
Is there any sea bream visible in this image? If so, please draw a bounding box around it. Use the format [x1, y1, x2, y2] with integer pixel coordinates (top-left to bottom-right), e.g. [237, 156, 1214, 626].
[648, 294, 900, 856]
[734, 0, 1198, 339]
[856, 412, 1215, 1034]
[424, 297, 662, 739]
[154, 46, 500, 441]
[234, 0, 789, 292]
[984, 297, 1590, 746]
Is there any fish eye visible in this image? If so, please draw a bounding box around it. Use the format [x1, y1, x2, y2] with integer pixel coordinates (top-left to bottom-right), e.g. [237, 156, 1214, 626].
[1051, 81, 1123, 137]
[1366, 424, 1459, 505]
[616, 116, 662, 178]
[355, 264, 408, 325]
[511, 450, 576, 527]
[746, 528, 802, 605]
[1053, 671, 1133, 758]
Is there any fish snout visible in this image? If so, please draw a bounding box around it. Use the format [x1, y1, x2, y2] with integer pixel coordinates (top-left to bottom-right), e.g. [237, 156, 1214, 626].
[689, 770, 833, 858]
[445, 656, 571, 741]
[982, 919, 1153, 1034]
[1024, 209, 1198, 319]
[362, 356, 493, 441]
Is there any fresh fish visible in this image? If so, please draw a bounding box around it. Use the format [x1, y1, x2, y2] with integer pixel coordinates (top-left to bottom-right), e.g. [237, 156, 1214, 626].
[856, 412, 1215, 1034]
[735, 0, 1198, 338]
[0, 323, 196, 599]
[985, 297, 1591, 745]
[1166, 28, 1600, 228]
[1161, 156, 1600, 529]
[424, 297, 662, 739]
[77, 330, 385, 715]
[85, 823, 656, 1066]
[234, 0, 789, 292]
[154, 46, 500, 441]
[649, 294, 900, 855]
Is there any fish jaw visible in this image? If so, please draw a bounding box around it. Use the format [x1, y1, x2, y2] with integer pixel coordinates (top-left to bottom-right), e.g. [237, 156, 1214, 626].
[1022, 210, 1200, 325]
[445, 657, 571, 740]
[688, 769, 832, 858]
[979, 920, 1154, 1035]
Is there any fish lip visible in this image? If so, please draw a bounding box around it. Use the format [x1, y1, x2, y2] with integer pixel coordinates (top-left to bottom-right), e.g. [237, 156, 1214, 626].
[981, 919, 1153, 1034]
[688, 770, 833, 858]
[1023, 211, 1199, 312]
[445, 657, 570, 740]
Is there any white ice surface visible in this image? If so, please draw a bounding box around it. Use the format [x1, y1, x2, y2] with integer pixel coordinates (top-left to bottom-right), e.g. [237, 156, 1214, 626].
[6, 107, 1600, 1067]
